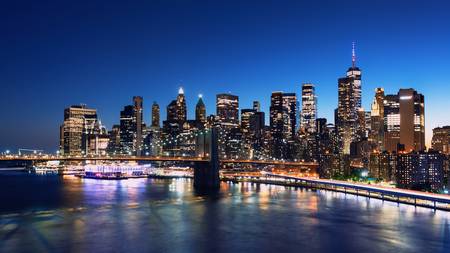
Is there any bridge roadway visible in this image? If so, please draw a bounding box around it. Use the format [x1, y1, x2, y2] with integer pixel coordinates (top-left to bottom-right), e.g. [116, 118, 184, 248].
[0, 156, 318, 167]
[0, 156, 209, 163]
[225, 173, 450, 211]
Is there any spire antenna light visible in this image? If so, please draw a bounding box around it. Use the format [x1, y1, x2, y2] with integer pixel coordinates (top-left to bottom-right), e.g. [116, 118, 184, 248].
[352, 41, 356, 68]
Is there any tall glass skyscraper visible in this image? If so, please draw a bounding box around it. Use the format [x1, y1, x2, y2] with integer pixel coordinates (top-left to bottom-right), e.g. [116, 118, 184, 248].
[195, 94, 206, 124]
[300, 83, 317, 134]
[336, 43, 362, 154]
[216, 93, 239, 128]
[151, 101, 160, 128]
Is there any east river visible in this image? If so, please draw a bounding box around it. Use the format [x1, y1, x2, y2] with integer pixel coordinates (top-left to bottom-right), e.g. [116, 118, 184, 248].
[0, 171, 449, 253]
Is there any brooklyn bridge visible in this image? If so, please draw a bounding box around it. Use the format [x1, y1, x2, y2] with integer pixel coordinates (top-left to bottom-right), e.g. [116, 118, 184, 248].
[0, 128, 318, 189]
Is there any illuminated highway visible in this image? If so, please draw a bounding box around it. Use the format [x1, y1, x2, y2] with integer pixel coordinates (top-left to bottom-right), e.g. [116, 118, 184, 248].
[223, 172, 450, 211]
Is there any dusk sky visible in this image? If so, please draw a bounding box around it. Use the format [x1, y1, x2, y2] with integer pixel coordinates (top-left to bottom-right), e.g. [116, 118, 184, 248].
[2, 0, 450, 152]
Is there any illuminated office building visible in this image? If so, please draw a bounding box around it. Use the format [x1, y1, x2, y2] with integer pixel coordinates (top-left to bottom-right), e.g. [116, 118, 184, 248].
[253, 100, 261, 112]
[176, 87, 187, 122]
[336, 43, 362, 154]
[431, 126, 450, 155]
[133, 96, 144, 156]
[384, 88, 425, 153]
[370, 88, 385, 151]
[162, 88, 189, 155]
[195, 94, 206, 124]
[60, 104, 98, 156]
[119, 105, 135, 155]
[107, 125, 120, 155]
[151, 102, 160, 128]
[216, 93, 239, 128]
[270, 91, 297, 159]
[118, 96, 144, 155]
[300, 83, 317, 134]
[282, 93, 297, 139]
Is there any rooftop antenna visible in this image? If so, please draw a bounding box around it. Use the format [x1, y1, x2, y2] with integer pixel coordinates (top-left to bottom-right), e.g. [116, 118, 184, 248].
[352, 41, 356, 68]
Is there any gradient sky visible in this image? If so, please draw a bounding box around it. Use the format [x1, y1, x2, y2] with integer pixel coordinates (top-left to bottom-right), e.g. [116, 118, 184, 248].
[2, 0, 450, 153]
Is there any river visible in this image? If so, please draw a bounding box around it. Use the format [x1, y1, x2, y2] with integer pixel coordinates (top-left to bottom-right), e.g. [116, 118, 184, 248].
[0, 171, 449, 253]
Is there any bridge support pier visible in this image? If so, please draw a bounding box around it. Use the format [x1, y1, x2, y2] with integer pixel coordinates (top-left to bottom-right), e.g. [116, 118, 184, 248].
[194, 128, 220, 190]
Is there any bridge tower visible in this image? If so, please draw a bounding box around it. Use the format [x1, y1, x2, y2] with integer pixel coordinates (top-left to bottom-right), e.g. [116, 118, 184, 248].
[194, 127, 220, 189]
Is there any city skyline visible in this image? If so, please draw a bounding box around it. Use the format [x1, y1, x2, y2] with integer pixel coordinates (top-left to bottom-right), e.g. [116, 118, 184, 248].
[2, 0, 450, 152]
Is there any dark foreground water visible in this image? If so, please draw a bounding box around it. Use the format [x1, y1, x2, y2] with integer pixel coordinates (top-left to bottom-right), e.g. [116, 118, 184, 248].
[0, 172, 449, 253]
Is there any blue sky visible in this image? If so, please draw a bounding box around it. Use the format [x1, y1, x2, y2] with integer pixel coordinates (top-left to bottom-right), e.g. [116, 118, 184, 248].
[1, 0, 450, 152]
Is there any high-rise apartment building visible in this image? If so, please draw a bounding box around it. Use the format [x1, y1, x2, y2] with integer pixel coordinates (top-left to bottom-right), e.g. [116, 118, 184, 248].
[396, 151, 444, 191]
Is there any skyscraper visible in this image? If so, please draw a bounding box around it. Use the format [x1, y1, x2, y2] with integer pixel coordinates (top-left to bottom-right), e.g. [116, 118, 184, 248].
[370, 88, 385, 151]
[432, 126, 450, 155]
[216, 93, 239, 128]
[300, 83, 317, 134]
[151, 102, 160, 128]
[176, 87, 187, 123]
[399, 89, 425, 152]
[107, 124, 120, 155]
[60, 104, 98, 156]
[133, 96, 143, 156]
[282, 93, 297, 139]
[253, 101, 261, 112]
[270, 92, 286, 159]
[383, 94, 400, 152]
[162, 88, 188, 154]
[118, 97, 144, 155]
[336, 43, 362, 154]
[119, 105, 134, 155]
[270, 91, 297, 159]
[241, 108, 257, 158]
[195, 94, 206, 124]
[384, 88, 425, 152]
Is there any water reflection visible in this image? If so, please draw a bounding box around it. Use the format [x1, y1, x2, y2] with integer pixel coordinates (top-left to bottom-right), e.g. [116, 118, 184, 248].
[0, 173, 449, 253]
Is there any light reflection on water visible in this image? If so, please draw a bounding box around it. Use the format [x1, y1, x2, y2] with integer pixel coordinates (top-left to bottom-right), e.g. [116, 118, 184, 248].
[0, 173, 449, 253]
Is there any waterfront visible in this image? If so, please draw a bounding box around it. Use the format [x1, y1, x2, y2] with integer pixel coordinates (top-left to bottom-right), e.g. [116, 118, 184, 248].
[1, 171, 449, 253]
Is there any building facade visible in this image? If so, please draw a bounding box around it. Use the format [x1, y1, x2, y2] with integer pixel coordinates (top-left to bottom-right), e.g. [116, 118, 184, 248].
[396, 151, 444, 191]
[431, 126, 450, 155]
[384, 89, 425, 153]
[60, 104, 98, 156]
[300, 83, 317, 134]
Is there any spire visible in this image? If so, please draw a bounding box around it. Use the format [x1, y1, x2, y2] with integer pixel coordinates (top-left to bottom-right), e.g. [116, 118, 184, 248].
[178, 87, 184, 95]
[352, 41, 356, 68]
[197, 94, 205, 106]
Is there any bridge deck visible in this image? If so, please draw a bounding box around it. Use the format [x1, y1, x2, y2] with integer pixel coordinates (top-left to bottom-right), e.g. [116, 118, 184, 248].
[0, 157, 317, 167]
